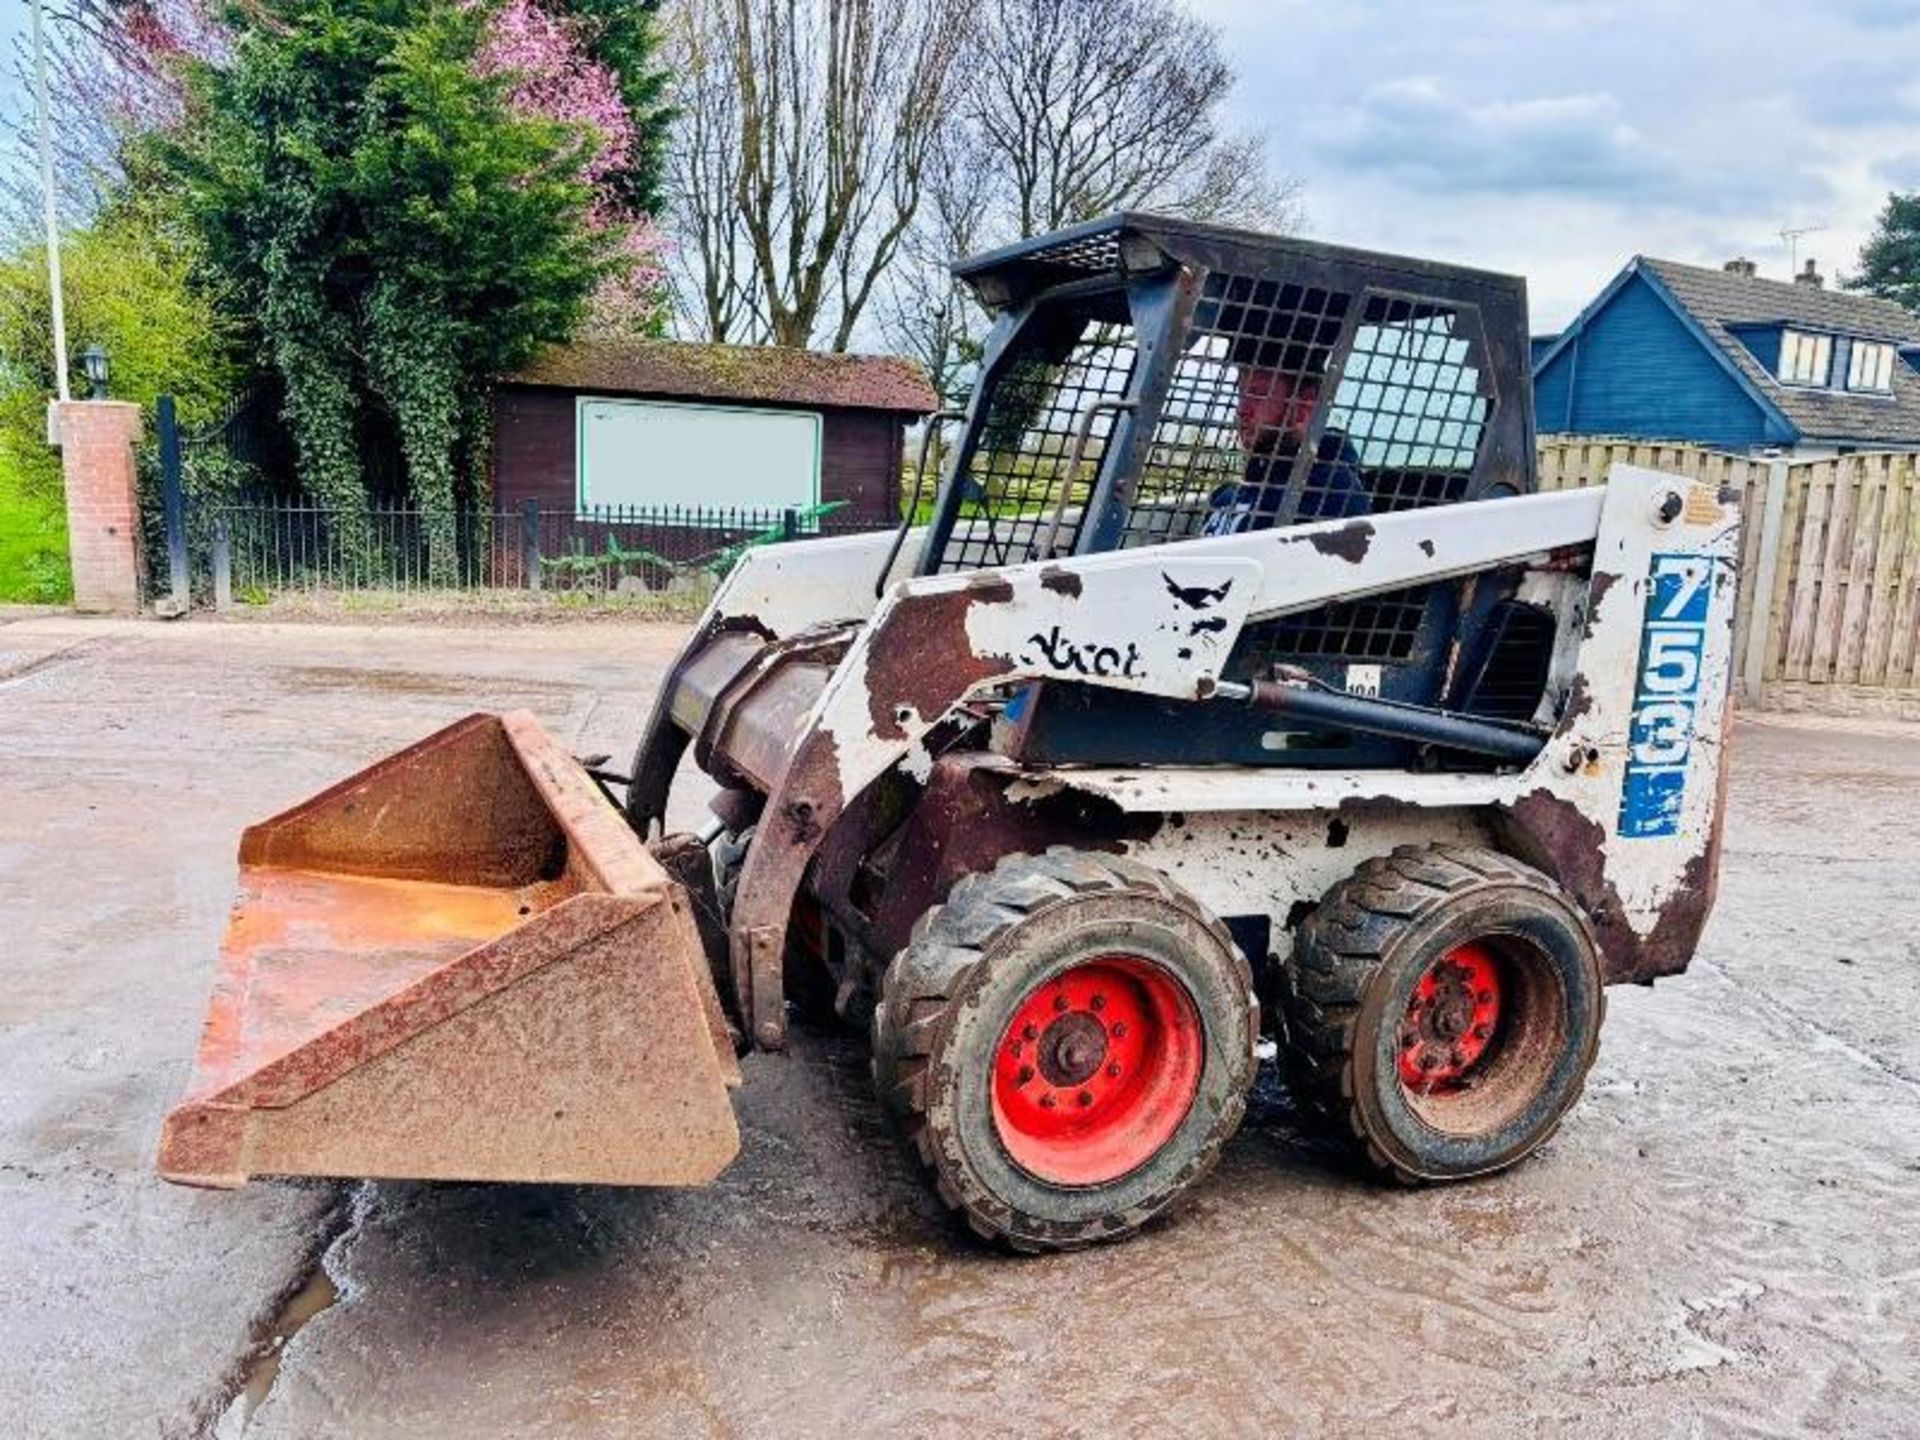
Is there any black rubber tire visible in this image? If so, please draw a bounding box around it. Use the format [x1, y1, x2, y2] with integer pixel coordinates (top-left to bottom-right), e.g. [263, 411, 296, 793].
[873, 848, 1257, 1252]
[1281, 844, 1604, 1184]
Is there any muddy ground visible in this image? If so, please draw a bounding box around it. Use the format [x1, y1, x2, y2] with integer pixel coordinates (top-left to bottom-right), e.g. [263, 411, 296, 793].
[2, 612, 1915, 1438]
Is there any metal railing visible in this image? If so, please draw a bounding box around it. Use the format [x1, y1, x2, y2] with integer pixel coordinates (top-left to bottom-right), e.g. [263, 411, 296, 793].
[198, 499, 894, 599]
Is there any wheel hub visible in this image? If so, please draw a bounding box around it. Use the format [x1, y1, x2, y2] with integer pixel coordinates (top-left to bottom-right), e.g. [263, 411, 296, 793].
[1397, 943, 1502, 1092]
[1036, 1011, 1109, 1087]
[990, 956, 1203, 1186]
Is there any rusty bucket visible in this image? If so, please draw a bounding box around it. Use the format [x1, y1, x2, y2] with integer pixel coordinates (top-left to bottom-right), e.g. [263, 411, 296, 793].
[157, 712, 741, 1191]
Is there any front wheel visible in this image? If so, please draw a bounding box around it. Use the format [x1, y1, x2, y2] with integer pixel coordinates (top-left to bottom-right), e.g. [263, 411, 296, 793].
[873, 849, 1257, 1251]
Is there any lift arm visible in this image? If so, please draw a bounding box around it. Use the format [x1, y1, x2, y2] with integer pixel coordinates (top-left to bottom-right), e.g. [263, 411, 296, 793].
[720, 470, 1734, 1049]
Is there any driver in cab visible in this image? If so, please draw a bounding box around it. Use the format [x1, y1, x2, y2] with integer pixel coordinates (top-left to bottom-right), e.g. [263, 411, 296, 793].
[1204, 362, 1369, 534]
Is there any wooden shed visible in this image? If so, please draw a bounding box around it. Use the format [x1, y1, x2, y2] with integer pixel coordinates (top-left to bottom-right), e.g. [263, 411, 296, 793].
[492, 339, 938, 522]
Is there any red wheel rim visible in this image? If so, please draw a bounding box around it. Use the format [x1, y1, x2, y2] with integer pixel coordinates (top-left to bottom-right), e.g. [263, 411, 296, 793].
[1397, 942, 1502, 1094]
[990, 956, 1204, 1186]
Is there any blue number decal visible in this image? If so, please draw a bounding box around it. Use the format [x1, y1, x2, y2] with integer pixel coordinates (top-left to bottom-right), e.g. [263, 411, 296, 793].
[1619, 553, 1714, 839]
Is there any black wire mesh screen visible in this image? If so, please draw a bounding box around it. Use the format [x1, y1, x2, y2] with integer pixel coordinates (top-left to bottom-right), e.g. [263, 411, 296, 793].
[1320, 293, 1491, 511]
[1125, 279, 1495, 549]
[934, 274, 1495, 658]
[1245, 293, 1492, 664]
[1125, 273, 1354, 545]
[939, 311, 1138, 572]
[1134, 283, 1493, 667]
[1234, 585, 1434, 671]
[1022, 229, 1123, 275]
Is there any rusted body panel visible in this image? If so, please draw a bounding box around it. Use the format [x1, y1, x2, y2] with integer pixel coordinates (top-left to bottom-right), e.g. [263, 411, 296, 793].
[158, 712, 740, 1190]
[630, 465, 1738, 1031]
[813, 756, 1160, 964]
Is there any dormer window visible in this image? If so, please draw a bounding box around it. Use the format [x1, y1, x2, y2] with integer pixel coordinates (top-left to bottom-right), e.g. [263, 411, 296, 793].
[1779, 330, 1832, 386]
[1847, 340, 1895, 392]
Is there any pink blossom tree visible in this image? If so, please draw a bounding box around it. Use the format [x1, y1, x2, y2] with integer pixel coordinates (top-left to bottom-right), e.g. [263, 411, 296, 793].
[21, 0, 667, 331]
[475, 0, 669, 332]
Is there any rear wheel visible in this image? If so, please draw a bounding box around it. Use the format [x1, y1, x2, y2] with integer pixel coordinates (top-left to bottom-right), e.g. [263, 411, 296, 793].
[873, 849, 1256, 1251]
[1282, 844, 1603, 1183]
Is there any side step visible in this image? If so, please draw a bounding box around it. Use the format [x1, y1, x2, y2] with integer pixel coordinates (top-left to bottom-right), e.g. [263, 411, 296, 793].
[157, 712, 741, 1190]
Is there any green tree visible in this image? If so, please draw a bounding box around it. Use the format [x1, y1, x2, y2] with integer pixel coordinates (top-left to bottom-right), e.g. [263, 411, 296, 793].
[0, 197, 237, 601]
[155, 0, 612, 581]
[1846, 193, 1920, 312]
[562, 0, 674, 214]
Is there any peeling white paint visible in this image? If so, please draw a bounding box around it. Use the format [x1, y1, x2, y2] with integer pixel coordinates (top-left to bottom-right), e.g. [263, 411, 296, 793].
[689, 464, 1738, 994]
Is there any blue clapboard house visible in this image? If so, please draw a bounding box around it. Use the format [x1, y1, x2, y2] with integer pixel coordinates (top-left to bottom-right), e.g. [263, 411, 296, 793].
[1532, 255, 1920, 458]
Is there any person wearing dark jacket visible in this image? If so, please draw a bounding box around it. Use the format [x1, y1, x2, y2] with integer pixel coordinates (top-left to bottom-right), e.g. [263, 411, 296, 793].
[1204, 365, 1369, 534]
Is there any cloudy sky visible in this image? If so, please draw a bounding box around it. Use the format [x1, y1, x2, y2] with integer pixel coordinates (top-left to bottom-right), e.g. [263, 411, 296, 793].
[4, 0, 1916, 333]
[1190, 0, 1920, 329]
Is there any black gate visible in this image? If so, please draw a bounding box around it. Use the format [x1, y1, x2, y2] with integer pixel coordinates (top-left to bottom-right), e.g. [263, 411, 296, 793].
[150, 381, 291, 607]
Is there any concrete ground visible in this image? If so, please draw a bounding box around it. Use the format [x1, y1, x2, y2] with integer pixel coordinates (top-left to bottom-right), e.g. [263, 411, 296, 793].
[2, 612, 1916, 1438]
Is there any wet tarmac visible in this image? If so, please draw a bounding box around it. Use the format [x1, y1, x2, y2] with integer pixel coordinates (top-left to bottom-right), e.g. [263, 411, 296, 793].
[2, 614, 1916, 1437]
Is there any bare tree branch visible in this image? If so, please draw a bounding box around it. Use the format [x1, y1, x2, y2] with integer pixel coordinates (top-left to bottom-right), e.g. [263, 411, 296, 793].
[875, 122, 992, 403]
[876, 0, 1304, 404]
[665, 0, 971, 350]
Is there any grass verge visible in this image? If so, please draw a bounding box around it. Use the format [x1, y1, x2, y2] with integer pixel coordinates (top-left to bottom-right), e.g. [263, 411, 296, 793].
[0, 454, 71, 604]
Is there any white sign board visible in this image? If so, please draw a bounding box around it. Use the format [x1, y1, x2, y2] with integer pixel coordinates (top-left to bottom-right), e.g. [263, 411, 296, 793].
[577, 398, 822, 512]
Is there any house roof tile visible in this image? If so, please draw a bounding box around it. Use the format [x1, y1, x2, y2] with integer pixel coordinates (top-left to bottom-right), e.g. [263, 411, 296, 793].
[506, 338, 938, 414]
[1639, 257, 1920, 444]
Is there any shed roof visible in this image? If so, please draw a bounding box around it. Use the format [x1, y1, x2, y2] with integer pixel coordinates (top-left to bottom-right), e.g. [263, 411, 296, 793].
[506, 338, 938, 415]
[1638, 258, 1920, 443]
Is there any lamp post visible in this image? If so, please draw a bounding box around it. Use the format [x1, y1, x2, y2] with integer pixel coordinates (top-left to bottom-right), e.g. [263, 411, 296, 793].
[29, 0, 70, 405]
[81, 345, 109, 400]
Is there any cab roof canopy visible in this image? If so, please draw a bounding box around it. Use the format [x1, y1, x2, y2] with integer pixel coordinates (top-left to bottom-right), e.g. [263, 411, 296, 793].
[950, 212, 1526, 314]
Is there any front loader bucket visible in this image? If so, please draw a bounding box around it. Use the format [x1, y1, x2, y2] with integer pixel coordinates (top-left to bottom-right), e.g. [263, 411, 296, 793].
[158, 712, 741, 1191]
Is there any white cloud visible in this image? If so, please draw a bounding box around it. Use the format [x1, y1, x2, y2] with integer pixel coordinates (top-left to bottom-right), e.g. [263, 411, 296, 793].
[1189, 0, 1920, 327]
[1311, 79, 1665, 198]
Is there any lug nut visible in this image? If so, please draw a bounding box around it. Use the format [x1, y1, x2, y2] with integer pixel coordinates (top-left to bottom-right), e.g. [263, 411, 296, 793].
[1472, 1024, 1492, 1040]
[1077, 1091, 1093, 1107]
[1023, 1022, 1038, 1041]
[1016, 1065, 1034, 1085]
[1111, 1021, 1128, 1039]
[1091, 994, 1107, 1012]
[1040, 1093, 1057, 1109]
[1053, 994, 1070, 1013]
[1477, 990, 1494, 1004]
[1106, 1062, 1122, 1078]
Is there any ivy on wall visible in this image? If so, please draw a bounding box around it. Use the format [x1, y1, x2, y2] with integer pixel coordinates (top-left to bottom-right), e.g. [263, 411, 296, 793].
[150, 0, 624, 579]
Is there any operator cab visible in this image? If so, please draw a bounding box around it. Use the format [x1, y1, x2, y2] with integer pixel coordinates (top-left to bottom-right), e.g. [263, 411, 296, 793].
[913, 214, 1558, 769]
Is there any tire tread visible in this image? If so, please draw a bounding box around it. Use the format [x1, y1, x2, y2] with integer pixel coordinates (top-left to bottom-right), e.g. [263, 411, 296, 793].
[874, 847, 1252, 1251]
[1280, 843, 1601, 1183]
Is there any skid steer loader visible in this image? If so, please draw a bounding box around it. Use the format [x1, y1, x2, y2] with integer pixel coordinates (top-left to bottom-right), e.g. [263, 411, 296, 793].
[160, 215, 1740, 1250]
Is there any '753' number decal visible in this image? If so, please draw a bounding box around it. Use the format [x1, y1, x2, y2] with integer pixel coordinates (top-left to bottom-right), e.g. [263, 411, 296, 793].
[1619, 553, 1715, 839]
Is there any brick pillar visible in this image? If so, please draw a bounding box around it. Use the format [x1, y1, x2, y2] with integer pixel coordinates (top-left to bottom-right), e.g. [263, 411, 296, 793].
[54, 400, 146, 614]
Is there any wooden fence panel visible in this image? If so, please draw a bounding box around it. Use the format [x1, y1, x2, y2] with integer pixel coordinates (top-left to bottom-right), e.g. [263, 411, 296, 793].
[1535, 437, 1920, 714]
[1886, 464, 1920, 687]
[1833, 468, 1877, 685]
[1728, 456, 1771, 677]
[1783, 464, 1834, 682]
[1834, 458, 1886, 685]
[1768, 462, 1810, 682]
[1809, 461, 1858, 684]
[1858, 459, 1909, 685]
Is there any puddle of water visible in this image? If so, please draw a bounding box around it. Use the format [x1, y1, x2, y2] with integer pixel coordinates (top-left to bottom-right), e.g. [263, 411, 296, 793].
[226, 1264, 341, 1430]
[284, 665, 569, 698]
[0, 638, 99, 688]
